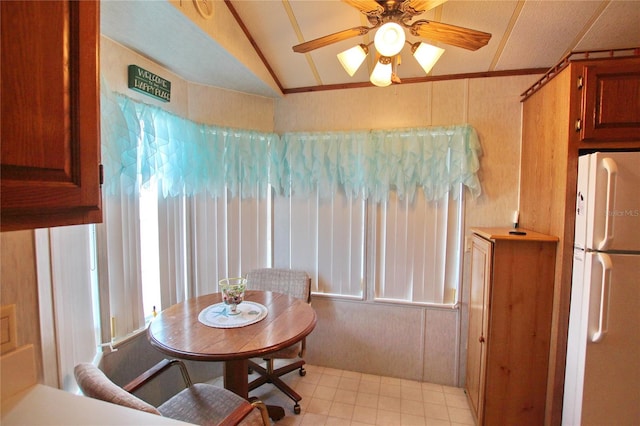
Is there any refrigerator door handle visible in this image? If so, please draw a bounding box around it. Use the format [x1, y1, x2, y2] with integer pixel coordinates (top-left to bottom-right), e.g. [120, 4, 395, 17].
[590, 253, 612, 343]
[597, 158, 618, 251]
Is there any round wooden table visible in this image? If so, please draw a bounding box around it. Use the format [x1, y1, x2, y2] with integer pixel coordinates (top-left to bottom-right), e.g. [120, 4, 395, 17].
[148, 290, 316, 418]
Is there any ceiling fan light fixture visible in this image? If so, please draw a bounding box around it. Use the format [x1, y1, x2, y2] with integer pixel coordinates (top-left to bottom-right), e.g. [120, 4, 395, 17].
[374, 22, 405, 57]
[370, 56, 393, 87]
[337, 44, 369, 76]
[412, 42, 445, 74]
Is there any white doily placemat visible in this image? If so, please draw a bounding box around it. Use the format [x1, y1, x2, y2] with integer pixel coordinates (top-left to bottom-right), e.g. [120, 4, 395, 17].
[198, 301, 268, 328]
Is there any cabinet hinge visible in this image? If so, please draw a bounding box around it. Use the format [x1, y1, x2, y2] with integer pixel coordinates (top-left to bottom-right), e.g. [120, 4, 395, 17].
[577, 76, 583, 90]
[99, 164, 104, 186]
[575, 119, 582, 132]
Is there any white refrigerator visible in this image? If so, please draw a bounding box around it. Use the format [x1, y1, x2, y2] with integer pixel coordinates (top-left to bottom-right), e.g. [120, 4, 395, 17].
[563, 151, 640, 425]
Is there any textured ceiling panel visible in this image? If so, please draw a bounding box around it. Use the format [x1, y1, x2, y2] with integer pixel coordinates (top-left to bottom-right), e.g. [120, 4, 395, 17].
[574, 1, 640, 51]
[101, 0, 640, 96]
[435, 1, 518, 75]
[494, 1, 605, 70]
[101, 0, 280, 97]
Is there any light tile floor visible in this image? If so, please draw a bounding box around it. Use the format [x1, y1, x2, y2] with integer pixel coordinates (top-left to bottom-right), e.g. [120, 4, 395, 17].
[247, 363, 475, 426]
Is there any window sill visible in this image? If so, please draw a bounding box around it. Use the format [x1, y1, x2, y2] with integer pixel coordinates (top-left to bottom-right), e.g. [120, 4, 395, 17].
[101, 323, 150, 353]
[311, 292, 460, 310]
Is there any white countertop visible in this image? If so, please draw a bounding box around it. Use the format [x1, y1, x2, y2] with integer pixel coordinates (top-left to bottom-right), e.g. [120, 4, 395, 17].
[1, 384, 192, 426]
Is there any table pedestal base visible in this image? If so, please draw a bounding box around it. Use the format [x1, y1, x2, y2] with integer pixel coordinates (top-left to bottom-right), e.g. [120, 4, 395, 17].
[223, 359, 286, 421]
[223, 359, 249, 397]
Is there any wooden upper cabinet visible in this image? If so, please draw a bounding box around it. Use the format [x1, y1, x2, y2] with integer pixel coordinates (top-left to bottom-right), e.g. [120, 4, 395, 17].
[580, 59, 640, 141]
[1, 1, 102, 231]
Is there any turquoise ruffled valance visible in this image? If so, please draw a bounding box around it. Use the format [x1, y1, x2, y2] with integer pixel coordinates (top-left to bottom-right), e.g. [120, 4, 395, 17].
[101, 90, 277, 198]
[275, 126, 481, 202]
[101, 91, 482, 202]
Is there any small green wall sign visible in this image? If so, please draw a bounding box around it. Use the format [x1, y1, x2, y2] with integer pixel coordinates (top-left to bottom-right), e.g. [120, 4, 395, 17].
[128, 65, 171, 102]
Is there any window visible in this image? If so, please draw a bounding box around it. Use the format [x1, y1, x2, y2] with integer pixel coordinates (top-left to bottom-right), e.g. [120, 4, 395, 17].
[105, 178, 460, 339]
[36, 225, 100, 391]
[96, 91, 481, 343]
[276, 181, 463, 306]
[274, 189, 366, 298]
[187, 187, 271, 295]
[372, 186, 463, 305]
[140, 179, 161, 318]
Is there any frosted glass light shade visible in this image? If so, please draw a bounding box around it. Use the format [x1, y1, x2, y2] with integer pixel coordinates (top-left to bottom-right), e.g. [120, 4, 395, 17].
[370, 58, 392, 87]
[337, 44, 369, 76]
[412, 42, 445, 74]
[374, 22, 405, 57]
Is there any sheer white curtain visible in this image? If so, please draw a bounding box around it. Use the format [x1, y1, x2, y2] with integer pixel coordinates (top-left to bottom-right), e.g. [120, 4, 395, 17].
[274, 184, 462, 305]
[371, 186, 463, 305]
[189, 187, 271, 295]
[157, 192, 190, 307]
[97, 185, 270, 342]
[96, 187, 145, 340]
[36, 225, 99, 392]
[274, 189, 366, 298]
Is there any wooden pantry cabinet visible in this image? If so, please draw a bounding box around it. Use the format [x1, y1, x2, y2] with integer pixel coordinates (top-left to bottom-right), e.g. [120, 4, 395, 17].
[519, 53, 640, 425]
[1, 1, 102, 231]
[466, 228, 558, 426]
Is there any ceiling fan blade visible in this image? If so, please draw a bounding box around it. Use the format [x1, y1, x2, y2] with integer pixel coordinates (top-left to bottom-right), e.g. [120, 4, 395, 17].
[402, 0, 448, 13]
[410, 20, 491, 51]
[342, 0, 384, 15]
[292, 26, 372, 53]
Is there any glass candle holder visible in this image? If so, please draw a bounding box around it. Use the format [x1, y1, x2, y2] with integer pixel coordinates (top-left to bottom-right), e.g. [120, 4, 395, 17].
[219, 277, 246, 315]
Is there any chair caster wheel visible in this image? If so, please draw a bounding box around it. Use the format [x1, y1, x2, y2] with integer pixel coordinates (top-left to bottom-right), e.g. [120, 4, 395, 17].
[299, 368, 306, 377]
[294, 404, 301, 414]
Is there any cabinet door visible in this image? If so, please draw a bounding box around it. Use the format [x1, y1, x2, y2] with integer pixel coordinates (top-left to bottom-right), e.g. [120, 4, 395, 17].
[580, 59, 640, 141]
[1, 1, 101, 231]
[466, 235, 492, 422]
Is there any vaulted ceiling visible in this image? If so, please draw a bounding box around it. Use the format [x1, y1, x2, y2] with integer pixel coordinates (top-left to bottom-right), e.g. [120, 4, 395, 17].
[101, 0, 640, 98]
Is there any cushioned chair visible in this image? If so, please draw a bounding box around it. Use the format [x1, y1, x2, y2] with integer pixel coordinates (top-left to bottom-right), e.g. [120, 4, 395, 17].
[245, 268, 311, 415]
[74, 359, 269, 426]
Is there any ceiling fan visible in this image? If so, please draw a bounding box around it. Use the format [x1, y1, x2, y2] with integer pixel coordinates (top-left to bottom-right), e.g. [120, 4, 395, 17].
[292, 0, 492, 54]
